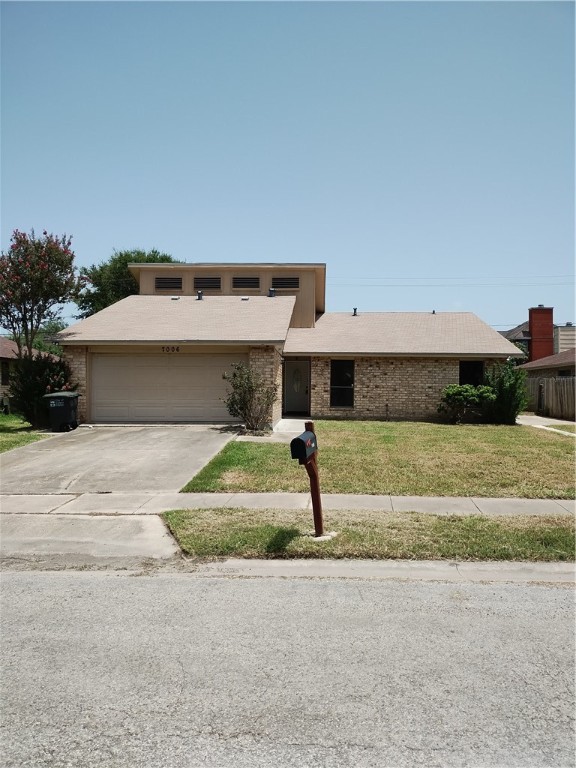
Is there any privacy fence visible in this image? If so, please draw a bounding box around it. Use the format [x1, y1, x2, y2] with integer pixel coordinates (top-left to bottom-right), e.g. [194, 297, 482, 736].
[525, 377, 575, 421]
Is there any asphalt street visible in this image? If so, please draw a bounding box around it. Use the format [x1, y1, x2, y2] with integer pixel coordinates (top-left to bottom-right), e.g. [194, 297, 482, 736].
[2, 570, 574, 768]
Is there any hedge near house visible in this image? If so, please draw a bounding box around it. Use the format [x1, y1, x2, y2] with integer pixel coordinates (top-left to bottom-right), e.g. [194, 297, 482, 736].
[9, 355, 77, 428]
[438, 360, 528, 426]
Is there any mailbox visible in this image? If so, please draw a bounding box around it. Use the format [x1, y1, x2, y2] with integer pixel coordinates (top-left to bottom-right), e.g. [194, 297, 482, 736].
[290, 430, 318, 464]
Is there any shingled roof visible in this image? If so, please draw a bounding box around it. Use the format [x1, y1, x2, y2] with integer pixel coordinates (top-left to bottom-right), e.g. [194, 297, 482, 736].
[518, 348, 575, 370]
[284, 312, 522, 357]
[56, 294, 296, 345]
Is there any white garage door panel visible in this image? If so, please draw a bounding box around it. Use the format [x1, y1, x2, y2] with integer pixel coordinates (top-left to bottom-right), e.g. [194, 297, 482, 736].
[91, 353, 247, 422]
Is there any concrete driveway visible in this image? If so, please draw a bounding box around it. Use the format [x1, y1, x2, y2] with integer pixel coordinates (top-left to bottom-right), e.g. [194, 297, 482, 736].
[0, 425, 236, 494]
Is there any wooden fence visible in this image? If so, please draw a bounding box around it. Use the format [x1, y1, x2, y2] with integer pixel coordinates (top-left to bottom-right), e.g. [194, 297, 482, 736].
[525, 377, 575, 421]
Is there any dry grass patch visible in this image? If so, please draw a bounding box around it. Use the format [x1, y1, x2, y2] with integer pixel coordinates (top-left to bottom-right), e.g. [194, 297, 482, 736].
[182, 421, 575, 498]
[164, 508, 575, 562]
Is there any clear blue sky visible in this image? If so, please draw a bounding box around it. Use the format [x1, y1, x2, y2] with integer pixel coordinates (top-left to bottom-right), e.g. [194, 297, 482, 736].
[1, 0, 574, 330]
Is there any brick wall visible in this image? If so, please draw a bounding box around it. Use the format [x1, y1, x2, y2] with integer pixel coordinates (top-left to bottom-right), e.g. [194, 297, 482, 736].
[61, 346, 87, 422]
[249, 345, 283, 425]
[310, 357, 499, 421]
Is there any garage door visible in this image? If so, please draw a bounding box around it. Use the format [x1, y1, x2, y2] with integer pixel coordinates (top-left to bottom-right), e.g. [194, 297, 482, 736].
[91, 353, 248, 422]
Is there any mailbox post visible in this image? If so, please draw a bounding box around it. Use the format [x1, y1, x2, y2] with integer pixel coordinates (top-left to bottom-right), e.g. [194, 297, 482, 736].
[290, 420, 324, 537]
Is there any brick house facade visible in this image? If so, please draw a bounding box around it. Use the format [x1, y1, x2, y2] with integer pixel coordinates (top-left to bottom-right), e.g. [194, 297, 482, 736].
[57, 263, 521, 425]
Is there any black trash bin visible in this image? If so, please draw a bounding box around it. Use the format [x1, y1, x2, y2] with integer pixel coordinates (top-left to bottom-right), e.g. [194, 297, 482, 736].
[43, 391, 79, 432]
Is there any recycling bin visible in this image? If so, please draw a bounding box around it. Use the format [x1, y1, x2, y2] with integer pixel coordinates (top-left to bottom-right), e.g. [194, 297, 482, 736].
[43, 391, 79, 432]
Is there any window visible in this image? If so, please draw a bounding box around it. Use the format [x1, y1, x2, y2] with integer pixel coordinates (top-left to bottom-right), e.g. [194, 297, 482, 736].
[272, 276, 299, 290]
[1, 361, 9, 386]
[194, 276, 221, 291]
[330, 360, 354, 407]
[459, 361, 484, 386]
[558, 369, 573, 378]
[155, 276, 182, 291]
[233, 276, 260, 289]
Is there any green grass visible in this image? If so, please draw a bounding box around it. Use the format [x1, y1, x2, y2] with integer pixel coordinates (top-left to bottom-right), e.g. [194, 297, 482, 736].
[0, 413, 46, 453]
[181, 421, 575, 498]
[545, 424, 576, 434]
[164, 508, 575, 562]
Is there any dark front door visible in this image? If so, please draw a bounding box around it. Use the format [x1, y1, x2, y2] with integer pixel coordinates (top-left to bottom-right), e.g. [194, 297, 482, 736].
[284, 360, 310, 414]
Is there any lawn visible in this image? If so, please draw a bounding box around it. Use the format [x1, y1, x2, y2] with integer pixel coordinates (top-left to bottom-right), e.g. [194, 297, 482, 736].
[0, 413, 46, 453]
[182, 421, 575, 498]
[164, 508, 575, 562]
[546, 424, 576, 434]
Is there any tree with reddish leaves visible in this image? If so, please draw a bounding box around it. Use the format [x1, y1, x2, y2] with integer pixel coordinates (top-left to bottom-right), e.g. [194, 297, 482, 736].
[0, 229, 81, 357]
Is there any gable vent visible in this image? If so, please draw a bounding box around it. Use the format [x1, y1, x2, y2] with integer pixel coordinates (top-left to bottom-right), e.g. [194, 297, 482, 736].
[272, 276, 300, 290]
[194, 276, 221, 291]
[155, 276, 182, 291]
[233, 276, 260, 289]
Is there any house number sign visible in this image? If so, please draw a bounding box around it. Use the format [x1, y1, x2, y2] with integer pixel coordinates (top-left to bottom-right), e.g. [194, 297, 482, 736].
[161, 346, 180, 353]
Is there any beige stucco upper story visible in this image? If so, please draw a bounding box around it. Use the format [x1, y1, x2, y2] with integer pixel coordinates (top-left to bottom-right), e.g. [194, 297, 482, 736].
[128, 262, 326, 329]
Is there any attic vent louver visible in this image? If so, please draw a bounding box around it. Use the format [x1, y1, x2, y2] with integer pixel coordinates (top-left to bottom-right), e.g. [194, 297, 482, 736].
[233, 276, 260, 289]
[155, 276, 182, 291]
[194, 276, 221, 291]
[272, 276, 299, 290]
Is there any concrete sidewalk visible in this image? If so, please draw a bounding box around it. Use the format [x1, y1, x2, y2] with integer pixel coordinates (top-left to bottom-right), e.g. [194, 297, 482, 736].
[1, 491, 574, 516]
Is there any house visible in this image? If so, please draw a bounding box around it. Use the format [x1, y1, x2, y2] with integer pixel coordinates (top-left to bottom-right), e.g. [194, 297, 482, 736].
[519, 348, 575, 420]
[56, 262, 521, 425]
[518, 348, 576, 379]
[500, 306, 575, 360]
[0, 338, 19, 405]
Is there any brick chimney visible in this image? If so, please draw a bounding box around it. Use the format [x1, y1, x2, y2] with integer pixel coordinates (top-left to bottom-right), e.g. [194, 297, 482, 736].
[528, 305, 554, 362]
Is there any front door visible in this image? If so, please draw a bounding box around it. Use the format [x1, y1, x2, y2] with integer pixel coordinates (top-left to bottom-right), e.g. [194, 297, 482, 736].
[284, 360, 310, 414]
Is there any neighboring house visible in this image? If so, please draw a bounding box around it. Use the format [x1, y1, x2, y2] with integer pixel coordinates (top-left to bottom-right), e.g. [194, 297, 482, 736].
[555, 323, 575, 354]
[0, 339, 59, 408]
[519, 348, 576, 420]
[518, 348, 576, 379]
[500, 306, 575, 360]
[0, 338, 19, 404]
[56, 263, 521, 425]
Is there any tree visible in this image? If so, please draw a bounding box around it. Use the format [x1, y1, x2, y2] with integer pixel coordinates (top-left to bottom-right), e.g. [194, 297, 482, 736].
[223, 363, 278, 432]
[27, 319, 68, 356]
[76, 248, 176, 318]
[0, 229, 80, 357]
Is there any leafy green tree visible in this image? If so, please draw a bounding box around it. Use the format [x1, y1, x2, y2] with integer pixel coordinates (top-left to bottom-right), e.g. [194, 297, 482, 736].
[223, 363, 278, 432]
[76, 249, 176, 318]
[29, 319, 67, 356]
[0, 229, 80, 357]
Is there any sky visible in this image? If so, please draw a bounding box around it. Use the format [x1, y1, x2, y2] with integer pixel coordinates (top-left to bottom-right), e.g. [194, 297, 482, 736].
[1, 0, 574, 331]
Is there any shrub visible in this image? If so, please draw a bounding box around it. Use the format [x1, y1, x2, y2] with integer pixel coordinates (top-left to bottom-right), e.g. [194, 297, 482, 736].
[9, 355, 77, 428]
[438, 384, 496, 424]
[483, 359, 528, 425]
[223, 362, 278, 432]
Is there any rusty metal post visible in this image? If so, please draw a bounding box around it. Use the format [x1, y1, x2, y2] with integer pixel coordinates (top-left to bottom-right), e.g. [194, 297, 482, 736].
[304, 420, 324, 537]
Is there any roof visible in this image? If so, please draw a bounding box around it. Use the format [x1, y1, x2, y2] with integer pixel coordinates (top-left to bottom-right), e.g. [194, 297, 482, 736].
[0, 338, 58, 360]
[0, 338, 19, 359]
[499, 321, 530, 342]
[518, 348, 576, 370]
[56, 294, 296, 345]
[284, 312, 523, 357]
